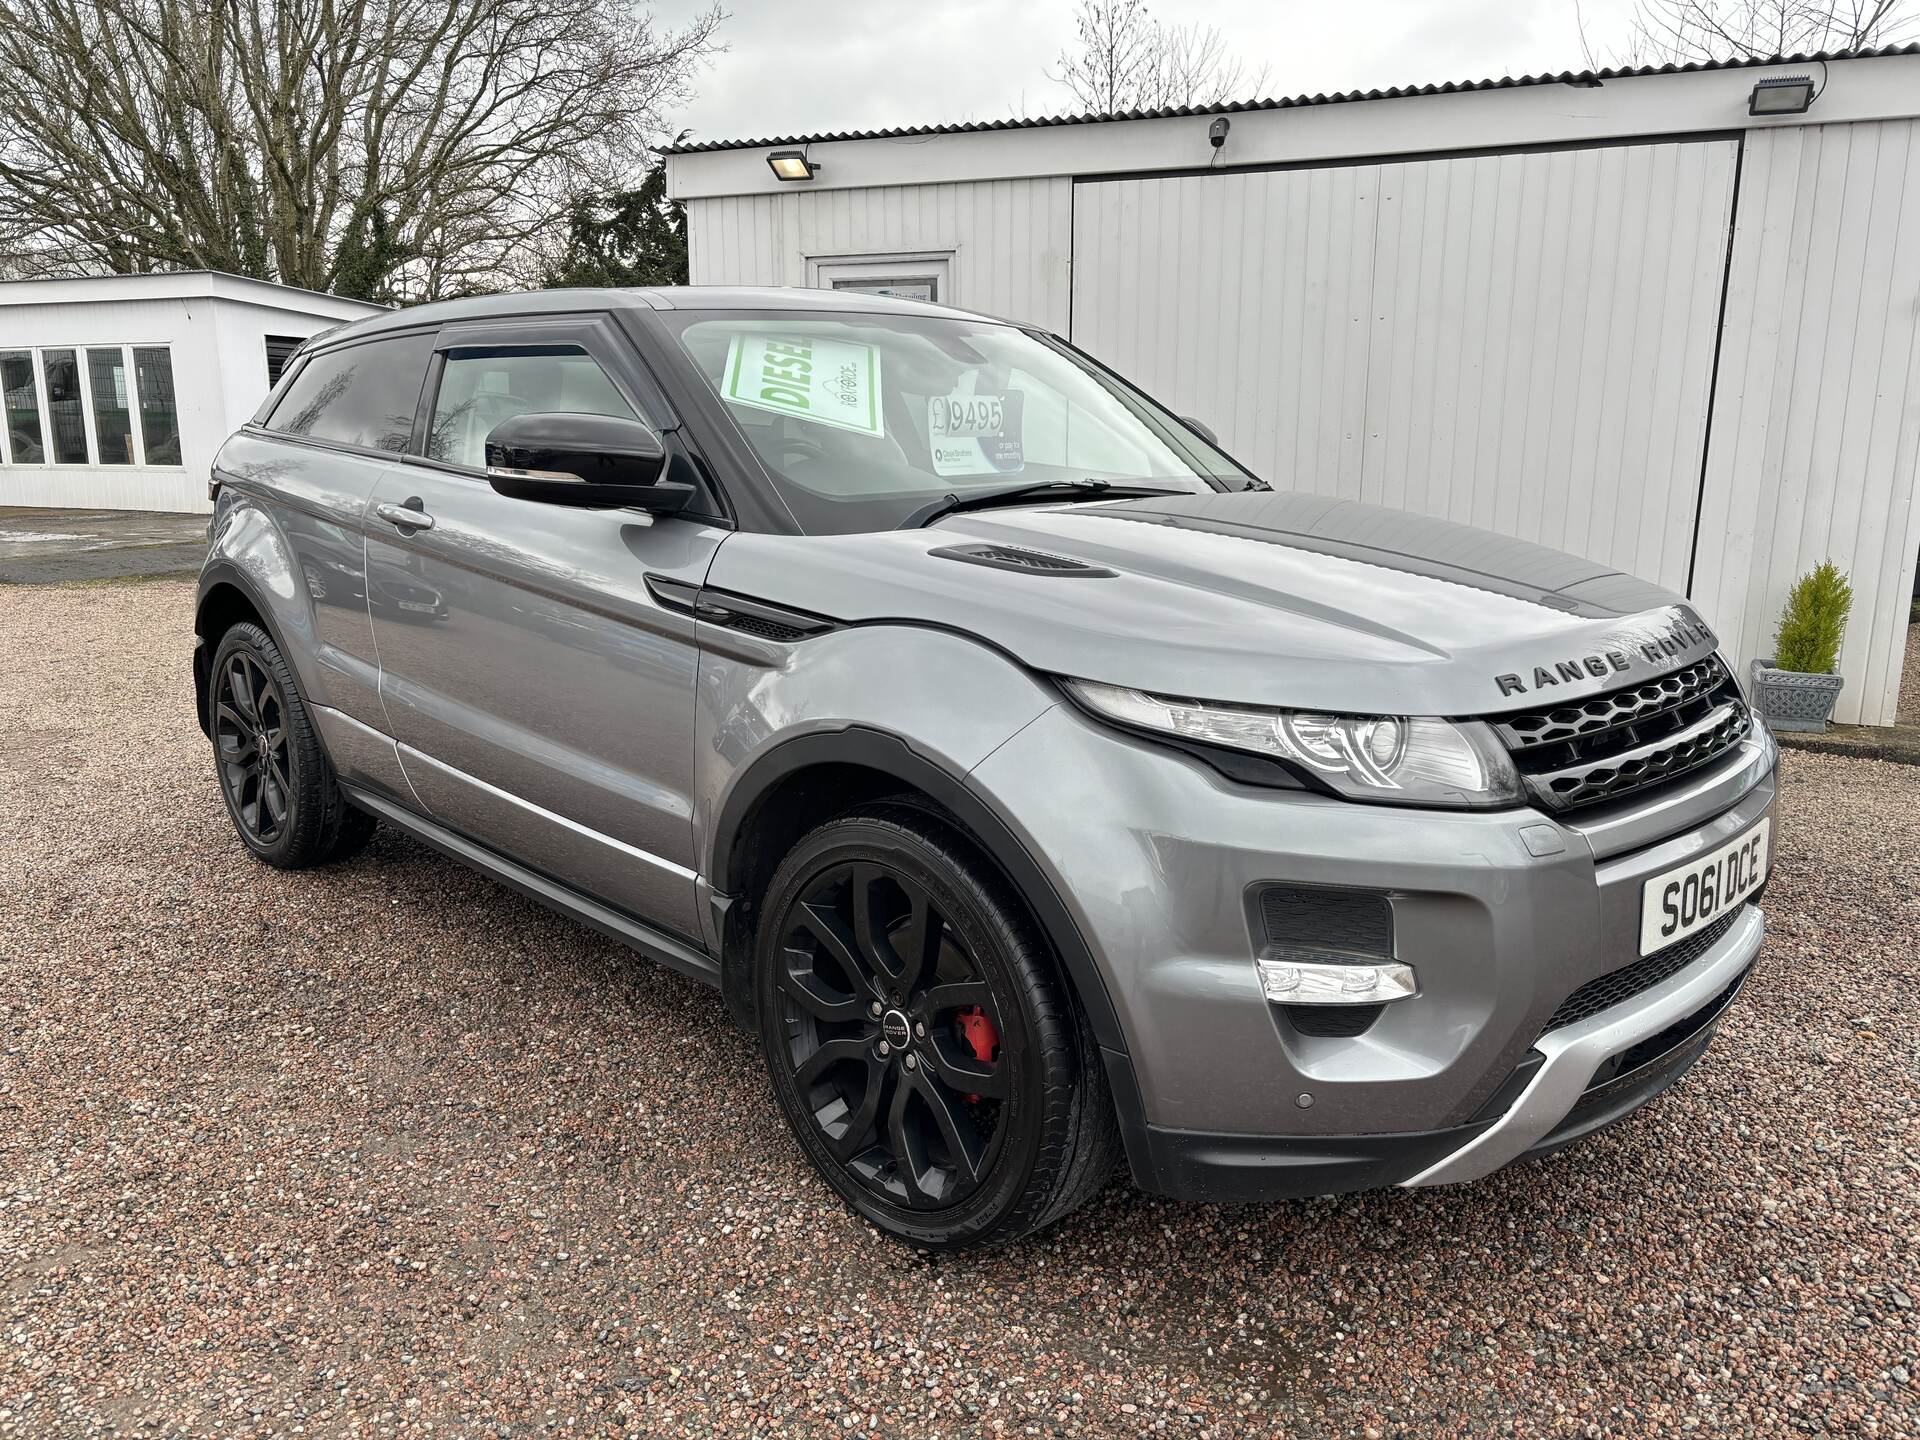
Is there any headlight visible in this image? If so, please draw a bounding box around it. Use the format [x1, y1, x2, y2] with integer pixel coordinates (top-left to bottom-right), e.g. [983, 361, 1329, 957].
[1063, 680, 1524, 809]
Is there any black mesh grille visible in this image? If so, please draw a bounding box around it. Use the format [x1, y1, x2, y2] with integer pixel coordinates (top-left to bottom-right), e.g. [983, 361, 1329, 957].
[1286, 1004, 1386, 1037]
[1490, 657, 1750, 811]
[1258, 886, 1395, 1040]
[1542, 910, 1740, 1033]
[725, 613, 808, 642]
[1258, 886, 1393, 960]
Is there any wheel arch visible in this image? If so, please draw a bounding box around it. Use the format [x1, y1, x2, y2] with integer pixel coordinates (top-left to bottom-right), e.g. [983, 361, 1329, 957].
[193, 563, 283, 736]
[708, 726, 1128, 1061]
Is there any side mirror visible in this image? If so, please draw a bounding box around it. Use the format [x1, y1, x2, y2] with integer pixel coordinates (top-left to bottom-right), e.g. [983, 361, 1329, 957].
[484, 412, 694, 512]
[1181, 415, 1220, 447]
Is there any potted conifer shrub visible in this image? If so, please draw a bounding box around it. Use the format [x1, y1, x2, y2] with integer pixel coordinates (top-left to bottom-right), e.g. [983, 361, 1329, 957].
[1750, 561, 1853, 733]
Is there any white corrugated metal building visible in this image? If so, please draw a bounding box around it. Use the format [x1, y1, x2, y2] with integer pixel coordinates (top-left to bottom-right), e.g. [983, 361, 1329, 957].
[666, 47, 1920, 727]
[0, 272, 382, 514]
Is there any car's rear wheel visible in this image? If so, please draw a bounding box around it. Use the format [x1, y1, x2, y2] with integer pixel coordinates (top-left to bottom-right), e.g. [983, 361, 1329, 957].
[209, 622, 375, 868]
[755, 803, 1118, 1248]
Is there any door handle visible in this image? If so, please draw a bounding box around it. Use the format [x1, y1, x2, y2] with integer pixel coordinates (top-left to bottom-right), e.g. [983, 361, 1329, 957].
[375, 500, 434, 531]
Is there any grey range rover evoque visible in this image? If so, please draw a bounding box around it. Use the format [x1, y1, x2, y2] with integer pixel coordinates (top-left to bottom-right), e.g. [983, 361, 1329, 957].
[195, 286, 1777, 1249]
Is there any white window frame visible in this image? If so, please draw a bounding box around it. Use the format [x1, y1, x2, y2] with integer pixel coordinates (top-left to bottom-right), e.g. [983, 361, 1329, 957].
[0, 342, 181, 469]
[806, 251, 954, 304]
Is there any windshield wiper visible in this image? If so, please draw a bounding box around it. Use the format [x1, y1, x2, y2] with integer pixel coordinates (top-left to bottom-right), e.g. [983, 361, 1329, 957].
[899, 479, 1186, 530]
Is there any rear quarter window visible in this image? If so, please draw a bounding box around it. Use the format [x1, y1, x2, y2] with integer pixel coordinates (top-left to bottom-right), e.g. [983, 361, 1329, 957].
[266, 332, 435, 452]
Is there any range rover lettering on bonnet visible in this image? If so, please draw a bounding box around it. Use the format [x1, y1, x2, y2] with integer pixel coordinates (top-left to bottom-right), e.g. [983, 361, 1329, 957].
[1493, 615, 1716, 698]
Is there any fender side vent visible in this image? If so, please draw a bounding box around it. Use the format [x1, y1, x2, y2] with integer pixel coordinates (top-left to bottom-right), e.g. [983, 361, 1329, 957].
[644, 574, 836, 643]
[724, 612, 810, 643]
[928, 544, 1115, 578]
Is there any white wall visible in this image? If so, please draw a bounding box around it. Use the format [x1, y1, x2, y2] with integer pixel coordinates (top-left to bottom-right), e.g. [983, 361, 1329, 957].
[0, 295, 218, 512]
[687, 177, 1073, 332]
[0, 277, 378, 514]
[1693, 117, 1920, 726]
[1071, 140, 1738, 597]
[668, 58, 1920, 200]
[673, 58, 1920, 725]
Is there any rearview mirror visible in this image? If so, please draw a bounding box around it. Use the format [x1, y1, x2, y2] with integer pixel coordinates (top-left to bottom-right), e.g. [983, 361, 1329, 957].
[484, 412, 694, 512]
[1180, 415, 1220, 447]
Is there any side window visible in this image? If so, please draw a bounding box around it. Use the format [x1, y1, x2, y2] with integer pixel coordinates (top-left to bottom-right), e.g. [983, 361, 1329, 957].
[42, 350, 89, 463]
[1, 351, 45, 463]
[426, 346, 637, 470]
[267, 332, 434, 453]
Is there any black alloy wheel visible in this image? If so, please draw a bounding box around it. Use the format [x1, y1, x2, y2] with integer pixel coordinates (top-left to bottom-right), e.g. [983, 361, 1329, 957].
[206, 622, 376, 869]
[214, 649, 293, 844]
[756, 804, 1119, 1249]
[775, 858, 1010, 1209]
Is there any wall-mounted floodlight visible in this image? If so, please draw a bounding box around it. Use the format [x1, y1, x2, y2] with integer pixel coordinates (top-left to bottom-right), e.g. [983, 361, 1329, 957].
[1749, 75, 1815, 116]
[767, 149, 818, 181]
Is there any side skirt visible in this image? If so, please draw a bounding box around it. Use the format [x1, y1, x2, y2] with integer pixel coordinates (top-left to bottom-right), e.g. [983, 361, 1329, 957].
[343, 784, 722, 989]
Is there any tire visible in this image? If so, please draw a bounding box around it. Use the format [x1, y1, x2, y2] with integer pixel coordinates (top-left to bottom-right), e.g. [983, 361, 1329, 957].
[755, 802, 1118, 1249]
[207, 622, 375, 869]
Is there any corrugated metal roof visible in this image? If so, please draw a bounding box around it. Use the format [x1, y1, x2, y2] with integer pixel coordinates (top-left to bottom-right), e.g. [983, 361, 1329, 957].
[661, 43, 1920, 155]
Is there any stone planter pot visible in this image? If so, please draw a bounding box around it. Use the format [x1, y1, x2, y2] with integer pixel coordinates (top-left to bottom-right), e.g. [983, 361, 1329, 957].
[1749, 659, 1845, 733]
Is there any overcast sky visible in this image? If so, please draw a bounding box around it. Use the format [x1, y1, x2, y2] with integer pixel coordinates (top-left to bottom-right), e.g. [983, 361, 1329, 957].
[651, 0, 1648, 146]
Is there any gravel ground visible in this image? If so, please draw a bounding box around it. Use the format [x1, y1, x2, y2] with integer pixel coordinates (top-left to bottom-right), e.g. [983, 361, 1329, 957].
[1899, 622, 1918, 728]
[3, 579, 1917, 1439]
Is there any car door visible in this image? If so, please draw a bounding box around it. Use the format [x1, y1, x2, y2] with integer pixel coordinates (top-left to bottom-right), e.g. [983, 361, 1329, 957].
[221, 327, 438, 753]
[363, 314, 726, 940]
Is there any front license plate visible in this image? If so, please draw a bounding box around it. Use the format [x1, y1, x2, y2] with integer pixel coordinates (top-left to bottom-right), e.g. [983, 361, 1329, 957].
[1639, 817, 1770, 955]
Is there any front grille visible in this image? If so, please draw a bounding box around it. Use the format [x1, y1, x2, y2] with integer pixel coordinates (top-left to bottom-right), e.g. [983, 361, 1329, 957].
[1542, 910, 1740, 1033]
[1490, 657, 1751, 811]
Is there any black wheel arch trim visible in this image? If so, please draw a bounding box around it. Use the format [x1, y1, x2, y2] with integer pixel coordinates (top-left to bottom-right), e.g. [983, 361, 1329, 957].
[709, 725, 1129, 1062]
[194, 560, 295, 737]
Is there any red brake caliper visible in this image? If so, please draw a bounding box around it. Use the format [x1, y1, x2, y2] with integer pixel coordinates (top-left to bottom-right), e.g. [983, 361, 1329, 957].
[956, 1006, 1000, 1103]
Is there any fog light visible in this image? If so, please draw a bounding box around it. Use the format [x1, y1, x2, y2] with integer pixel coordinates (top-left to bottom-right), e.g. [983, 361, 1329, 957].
[1256, 951, 1417, 1005]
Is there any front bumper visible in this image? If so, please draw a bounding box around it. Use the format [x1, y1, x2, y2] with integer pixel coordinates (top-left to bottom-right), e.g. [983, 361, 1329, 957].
[1118, 908, 1758, 1201]
[1400, 900, 1761, 1185]
[968, 702, 1777, 1202]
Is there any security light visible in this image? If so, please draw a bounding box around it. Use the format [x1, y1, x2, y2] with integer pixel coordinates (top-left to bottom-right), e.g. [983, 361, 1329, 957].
[767, 149, 818, 181]
[1749, 75, 1815, 116]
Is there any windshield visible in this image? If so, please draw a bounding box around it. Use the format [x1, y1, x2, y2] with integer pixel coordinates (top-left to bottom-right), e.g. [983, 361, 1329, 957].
[665, 310, 1256, 533]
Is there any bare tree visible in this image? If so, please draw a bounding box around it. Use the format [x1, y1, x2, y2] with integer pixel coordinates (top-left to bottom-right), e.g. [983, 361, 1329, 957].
[1580, 0, 1918, 67]
[0, 0, 722, 301]
[1052, 0, 1270, 113]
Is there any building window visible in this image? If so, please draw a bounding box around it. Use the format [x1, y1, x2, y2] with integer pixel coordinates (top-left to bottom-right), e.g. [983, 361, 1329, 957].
[1, 350, 43, 464]
[810, 252, 953, 304]
[264, 335, 303, 387]
[0, 343, 181, 467]
[42, 349, 89, 464]
[88, 347, 136, 465]
[134, 348, 181, 465]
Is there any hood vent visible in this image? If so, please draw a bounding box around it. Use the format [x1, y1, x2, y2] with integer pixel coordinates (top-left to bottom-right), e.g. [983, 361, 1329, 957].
[929, 544, 1115, 578]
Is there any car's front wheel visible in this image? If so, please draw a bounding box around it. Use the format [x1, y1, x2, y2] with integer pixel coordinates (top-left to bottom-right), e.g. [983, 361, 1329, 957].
[755, 803, 1118, 1249]
[208, 621, 375, 868]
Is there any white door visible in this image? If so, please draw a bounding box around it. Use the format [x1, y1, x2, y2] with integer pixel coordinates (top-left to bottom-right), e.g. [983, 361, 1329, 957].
[1070, 140, 1739, 593]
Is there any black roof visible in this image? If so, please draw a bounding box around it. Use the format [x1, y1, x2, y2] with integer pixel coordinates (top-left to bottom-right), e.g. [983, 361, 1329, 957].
[661, 43, 1920, 155]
